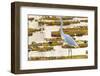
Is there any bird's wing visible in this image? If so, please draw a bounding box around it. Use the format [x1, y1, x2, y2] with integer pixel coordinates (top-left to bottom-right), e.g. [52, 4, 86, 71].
[64, 34, 78, 46]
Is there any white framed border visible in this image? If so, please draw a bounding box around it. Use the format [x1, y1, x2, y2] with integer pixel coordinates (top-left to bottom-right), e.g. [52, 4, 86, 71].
[20, 6, 95, 70]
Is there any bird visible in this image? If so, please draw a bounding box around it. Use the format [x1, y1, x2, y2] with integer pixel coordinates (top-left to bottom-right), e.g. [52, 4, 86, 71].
[59, 17, 78, 58]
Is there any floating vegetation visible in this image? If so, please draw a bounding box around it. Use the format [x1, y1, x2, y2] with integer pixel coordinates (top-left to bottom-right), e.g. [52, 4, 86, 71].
[29, 45, 53, 52]
[44, 37, 62, 41]
[40, 16, 87, 20]
[28, 40, 88, 52]
[40, 16, 74, 20]
[28, 28, 41, 36]
[52, 26, 88, 37]
[28, 42, 54, 51]
[62, 43, 88, 48]
[39, 20, 80, 26]
[29, 55, 88, 61]
[28, 17, 34, 21]
[80, 20, 88, 22]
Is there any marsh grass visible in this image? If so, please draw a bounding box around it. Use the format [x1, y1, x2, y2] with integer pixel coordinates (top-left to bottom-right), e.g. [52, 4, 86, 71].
[52, 26, 88, 37]
[29, 55, 88, 61]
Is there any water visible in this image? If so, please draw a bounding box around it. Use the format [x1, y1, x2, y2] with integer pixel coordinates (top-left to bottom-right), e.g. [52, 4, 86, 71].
[29, 46, 87, 57]
[28, 25, 88, 44]
[28, 22, 88, 58]
[29, 31, 45, 44]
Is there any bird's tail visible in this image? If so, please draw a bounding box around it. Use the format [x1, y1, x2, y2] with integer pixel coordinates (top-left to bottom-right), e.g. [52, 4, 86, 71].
[75, 43, 79, 48]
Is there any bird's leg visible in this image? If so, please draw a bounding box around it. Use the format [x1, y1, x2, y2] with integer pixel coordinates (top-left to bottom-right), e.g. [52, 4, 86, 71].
[70, 48, 72, 58]
[68, 49, 69, 57]
[68, 49, 70, 58]
[68, 48, 72, 59]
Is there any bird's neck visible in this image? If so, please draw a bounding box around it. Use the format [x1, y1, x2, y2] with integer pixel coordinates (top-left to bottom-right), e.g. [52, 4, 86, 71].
[60, 17, 64, 35]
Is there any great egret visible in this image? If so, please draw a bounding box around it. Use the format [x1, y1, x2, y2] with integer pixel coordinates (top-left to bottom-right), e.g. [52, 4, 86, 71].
[59, 17, 78, 58]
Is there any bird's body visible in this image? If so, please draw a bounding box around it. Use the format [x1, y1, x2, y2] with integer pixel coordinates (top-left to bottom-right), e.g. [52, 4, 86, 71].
[62, 34, 78, 47]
